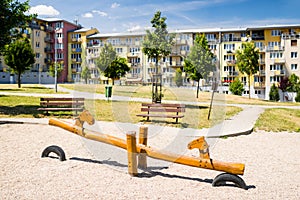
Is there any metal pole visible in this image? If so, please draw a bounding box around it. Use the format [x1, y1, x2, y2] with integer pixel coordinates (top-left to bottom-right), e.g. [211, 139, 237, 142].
[54, 29, 58, 93]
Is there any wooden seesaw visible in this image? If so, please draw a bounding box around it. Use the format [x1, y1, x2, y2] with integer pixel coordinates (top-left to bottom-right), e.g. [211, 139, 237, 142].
[42, 110, 248, 189]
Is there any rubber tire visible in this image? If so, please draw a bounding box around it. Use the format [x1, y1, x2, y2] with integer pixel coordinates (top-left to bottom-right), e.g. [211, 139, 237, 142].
[41, 145, 66, 161]
[212, 173, 247, 190]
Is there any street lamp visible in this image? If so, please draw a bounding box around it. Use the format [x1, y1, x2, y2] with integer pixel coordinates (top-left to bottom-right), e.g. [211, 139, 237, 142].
[54, 28, 58, 92]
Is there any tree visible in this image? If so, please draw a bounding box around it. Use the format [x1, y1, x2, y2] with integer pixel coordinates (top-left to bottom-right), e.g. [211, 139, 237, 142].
[96, 43, 117, 84]
[0, 0, 36, 54]
[175, 68, 183, 87]
[103, 57, 130, 85]
[48, 61, 64, 79]
[229, 78, 244, 96]
[269, 83, 280, 102]
[81, 66, 91, 84]
[236, 42, 259, 99]
[287, 74, 300, 92]
[184, 34, 215, 98]
[4, 38, 35, 88]
[142, 10, 175, 102]
[278, 76, 291, 101]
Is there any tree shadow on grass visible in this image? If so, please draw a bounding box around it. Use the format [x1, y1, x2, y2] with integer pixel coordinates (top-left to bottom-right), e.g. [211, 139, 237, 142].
[0, 105, 75, 118]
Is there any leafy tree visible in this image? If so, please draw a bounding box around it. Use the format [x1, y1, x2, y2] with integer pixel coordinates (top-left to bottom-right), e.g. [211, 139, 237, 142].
[236, 42, 260, 99]
[4, 38, 35, 88]
[142, 10, 175, 102]
[0, 0, 36, 54]
[287, 74, 300, 92]
[103, 57, 130, 85]
[81, 66, 91, 84]
[269, 83, 280, 102]
[229, 78, 244, 96]
[278, 76, 291, 101]
[184, 34, 215, 98]
[175, 68, 183, 87]
[295, 91, 300, 102]
[48, 61, 64, 79]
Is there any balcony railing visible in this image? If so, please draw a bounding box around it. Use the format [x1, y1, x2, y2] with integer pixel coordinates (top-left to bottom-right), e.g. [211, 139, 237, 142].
[44, 47, 53, 53]
[266, 46, 284, 52]
[226, 60, 236, 65]
[281, 33, 300, 40]
[44, 37, 53, 43]
[72, 48, 82, 53]
[221, 37, 241, 42]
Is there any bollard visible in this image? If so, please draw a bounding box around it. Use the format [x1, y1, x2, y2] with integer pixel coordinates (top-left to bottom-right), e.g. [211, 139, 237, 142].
[138, 126, 148, 170]
[126, 131, 138, 176]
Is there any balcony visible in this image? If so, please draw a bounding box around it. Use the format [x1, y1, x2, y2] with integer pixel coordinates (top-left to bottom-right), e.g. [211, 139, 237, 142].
[251, 35, 265, 40]
[271, 59, 286, 64]
[72, 58, 82, 63]
[44, 47, 53, 53]
[127, 52, 139, 57]
[225, 71, 239, 76]
[281, 33, 300, 40]
[29, 23, 40, 30]
[226, 50, 235, 54]
[254, 82, 266, 88]
[72, 38, 82, 43]
[72, 48, 82, 53]
[221, 37, 241, 42]
[44, 37, 54, 43]
[226, 60, 236, 65]
[44, 58, 52, 64]
[266, 46, 284, 52]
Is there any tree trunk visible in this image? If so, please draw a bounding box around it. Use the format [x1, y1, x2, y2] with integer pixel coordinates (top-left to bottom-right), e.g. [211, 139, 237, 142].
[112, 78, 115, 85]
[17, 73, 21, 88]
[196, 79, 200, 98]
[248, 75, 251, 99]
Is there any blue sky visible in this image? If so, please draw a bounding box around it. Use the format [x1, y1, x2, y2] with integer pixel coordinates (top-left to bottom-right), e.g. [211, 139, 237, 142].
[26, 0, 300, 33]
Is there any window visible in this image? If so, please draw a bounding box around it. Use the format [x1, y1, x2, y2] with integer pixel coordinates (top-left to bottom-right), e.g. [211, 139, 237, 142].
[55, 22, 63, 29]
[36, 53, 40, 58]
[270, 64, 283, 71]
[291, 52, 298, 58]
[35, 42, 40, 48]
[255, 90, 261, 95]
[35, 31, 40, 37]
[291, 64, 298, 70]
[224, 44, 235, 50]
[57, 53, 63, 59]
[271, 30, 281, 36]
[270, 76, 282, 83]
[56, 33, 63, 38]
[268, 41, 280, 47]
[270, 52, 283, 59]
[291, 40, 297, 46]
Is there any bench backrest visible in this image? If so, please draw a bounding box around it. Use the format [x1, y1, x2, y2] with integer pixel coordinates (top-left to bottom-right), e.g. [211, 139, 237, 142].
[40, 98, 84, 107]
[141, 103, 185, 113]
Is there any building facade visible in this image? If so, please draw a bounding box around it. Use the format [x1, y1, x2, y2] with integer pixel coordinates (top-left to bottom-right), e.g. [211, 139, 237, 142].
[1, 19, 299, 100]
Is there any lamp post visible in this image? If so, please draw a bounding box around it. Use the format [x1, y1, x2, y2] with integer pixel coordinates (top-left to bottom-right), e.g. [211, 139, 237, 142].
[54, 28, 59, 93]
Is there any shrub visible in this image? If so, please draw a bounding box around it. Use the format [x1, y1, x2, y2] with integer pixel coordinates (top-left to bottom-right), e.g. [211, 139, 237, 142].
[269, 83, 280, 101]
[229, 78, 244, 96]
[295, 91, 300, 102]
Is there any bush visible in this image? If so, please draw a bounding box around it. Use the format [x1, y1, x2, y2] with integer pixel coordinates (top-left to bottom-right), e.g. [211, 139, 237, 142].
[229, 78, 244, 96]
[269, 83, 280, 101]
[295, 91, 300, 102]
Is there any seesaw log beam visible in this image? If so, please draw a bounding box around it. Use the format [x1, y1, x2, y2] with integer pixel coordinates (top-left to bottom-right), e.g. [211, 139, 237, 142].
[49, 118, 244, 175]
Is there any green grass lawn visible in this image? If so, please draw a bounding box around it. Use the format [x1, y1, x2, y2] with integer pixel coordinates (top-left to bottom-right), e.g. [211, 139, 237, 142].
[255, 108, 300, 132]
[0, 95, 241, 129]
[1, 84, 299, 132]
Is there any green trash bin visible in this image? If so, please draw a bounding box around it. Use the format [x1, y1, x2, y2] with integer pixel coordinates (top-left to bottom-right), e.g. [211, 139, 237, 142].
[105, 85, 112, 98]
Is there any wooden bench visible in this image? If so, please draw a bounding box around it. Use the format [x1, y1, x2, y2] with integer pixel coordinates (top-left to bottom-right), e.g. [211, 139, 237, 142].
[136, 103, 185, 123]
[37, 97, 85, 115]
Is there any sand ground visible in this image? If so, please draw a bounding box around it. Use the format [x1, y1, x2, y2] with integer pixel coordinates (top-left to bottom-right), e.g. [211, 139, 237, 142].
[1, 123, 300, 199]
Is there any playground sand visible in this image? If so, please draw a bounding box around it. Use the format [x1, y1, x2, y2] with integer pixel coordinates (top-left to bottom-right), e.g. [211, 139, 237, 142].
[1, 123, 300, 199]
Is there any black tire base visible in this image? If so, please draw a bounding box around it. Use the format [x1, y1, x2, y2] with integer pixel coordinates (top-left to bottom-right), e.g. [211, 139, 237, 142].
[212, 173, 247, 190]
[41, 145, 66, 161]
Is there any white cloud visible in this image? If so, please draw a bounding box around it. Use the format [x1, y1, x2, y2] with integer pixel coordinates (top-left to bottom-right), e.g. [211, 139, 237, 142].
[127, 25, 142, 32]
[82, 12, 94, 18]
[111, 2, 120, 9]
[29, 5, 60, 16]
[92, 10, 108, 17]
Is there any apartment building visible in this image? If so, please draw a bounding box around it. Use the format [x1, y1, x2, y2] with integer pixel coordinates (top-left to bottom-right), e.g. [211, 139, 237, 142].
[0, 18, 80, 84]
[1, 18, 299, 100]
[68, 27, 99, 82]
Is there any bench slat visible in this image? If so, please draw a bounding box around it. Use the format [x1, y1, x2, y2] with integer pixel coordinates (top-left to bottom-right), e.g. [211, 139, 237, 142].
[141, 108, 185, 112]
[40, 102, 84, 106]
[141, 103, 185, 108]
[136, 114, 184, 118]
[40, 97, 84, 101]
[37, 108, 84, 111]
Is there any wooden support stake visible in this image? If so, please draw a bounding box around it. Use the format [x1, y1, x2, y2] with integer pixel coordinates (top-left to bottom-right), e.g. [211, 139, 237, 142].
[126, 131, 138, 176]
[138, 126, 148, 170]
